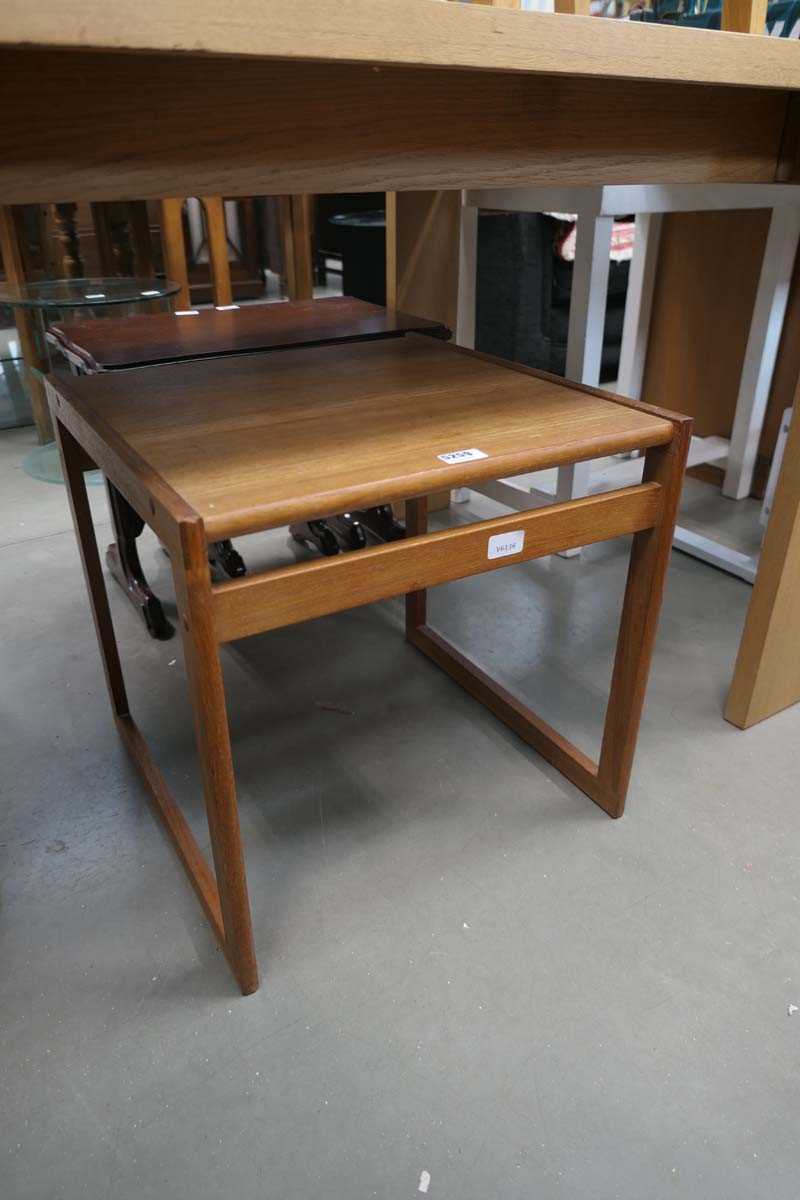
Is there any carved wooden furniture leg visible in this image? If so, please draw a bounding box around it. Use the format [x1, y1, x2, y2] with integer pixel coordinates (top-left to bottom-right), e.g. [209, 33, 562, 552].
[356, 504, 405, 543]
[54, 415, 258, 995]
[289, 518, 342, 556]
[208, 538, 247, 579]
[105, 481, 174, 640]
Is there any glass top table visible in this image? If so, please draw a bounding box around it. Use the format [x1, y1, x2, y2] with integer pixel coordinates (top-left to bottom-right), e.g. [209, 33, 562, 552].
[2, 276, 181, 481]
[0, 276, 180, 310]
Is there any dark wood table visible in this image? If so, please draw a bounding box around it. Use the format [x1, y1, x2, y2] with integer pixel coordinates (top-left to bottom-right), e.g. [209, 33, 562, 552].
[49, 294, 447, 370]
[49, 334, 690, 992]
[50, 296, 449, 638]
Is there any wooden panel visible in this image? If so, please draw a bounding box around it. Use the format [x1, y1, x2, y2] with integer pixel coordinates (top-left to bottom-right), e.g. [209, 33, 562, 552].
[2, 0, 798, 90]
[386, 191, 461, 332]
[554, 0, 591, 12]
[0, 50, 790, 204]
[200, 196, 233, 307]
[49, 296, 446, 371]
[726, 395, 800, 726]
[50, 337, 674, 540]
[641, 210, 769, 440]
[214, 483, 662, 642]
[721, 0, 767, 33]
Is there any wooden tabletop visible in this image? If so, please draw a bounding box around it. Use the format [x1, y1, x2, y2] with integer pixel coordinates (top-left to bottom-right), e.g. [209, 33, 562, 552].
[52, 335, 674, 541]
[49, 297, 448, 371]
[2, 0, 797, 90]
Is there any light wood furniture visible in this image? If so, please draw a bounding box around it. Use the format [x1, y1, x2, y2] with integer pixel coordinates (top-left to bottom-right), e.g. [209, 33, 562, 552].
[49, 334, 690, 991]
[726, 388, 800, 727]
[159, 197, 233, 311]
[279, 195, 314, 301]
[2, 0, 799, 961]
[457, 183, 800, 582]
[49, 296, 448, 637]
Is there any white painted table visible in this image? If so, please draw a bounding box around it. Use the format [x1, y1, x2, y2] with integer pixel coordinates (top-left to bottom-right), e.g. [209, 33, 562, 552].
[457, 183, 800, 581]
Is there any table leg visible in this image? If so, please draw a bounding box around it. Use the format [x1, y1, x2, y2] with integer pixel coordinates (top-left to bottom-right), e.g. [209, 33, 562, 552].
[597, 424, 691, 812]
[617, 212, 663, 402]
[406, 421, 691, 818]
[105, 481, 175, 640]
[171, 520, 259, 995]
[55, 414, 258, 994]
[723, 205, 800, 500]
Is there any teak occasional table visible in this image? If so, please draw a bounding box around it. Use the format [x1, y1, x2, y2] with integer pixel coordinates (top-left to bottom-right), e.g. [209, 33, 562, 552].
[49, 334, 690, 994]
[49, 296, 448, 638]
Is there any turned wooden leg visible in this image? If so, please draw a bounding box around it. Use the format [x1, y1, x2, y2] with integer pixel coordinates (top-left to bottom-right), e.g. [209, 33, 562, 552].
[105, 482, 174, 640]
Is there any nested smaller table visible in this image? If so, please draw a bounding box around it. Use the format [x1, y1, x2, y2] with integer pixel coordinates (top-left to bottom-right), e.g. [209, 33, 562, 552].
[49, 296, 449, 637]
[49, 334, 690, 994]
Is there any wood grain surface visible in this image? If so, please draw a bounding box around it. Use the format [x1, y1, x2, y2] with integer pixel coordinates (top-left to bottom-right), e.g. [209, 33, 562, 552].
[214, 483, 662, 641]
[49, 297, 447, 371]
[0, 50, 789, 203]
[2, 0, 797, 89]
[51, 336, 674, 540]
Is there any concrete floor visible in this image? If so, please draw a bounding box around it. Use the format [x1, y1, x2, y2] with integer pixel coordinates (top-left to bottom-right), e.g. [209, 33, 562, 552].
[2, 422, 800, 1200]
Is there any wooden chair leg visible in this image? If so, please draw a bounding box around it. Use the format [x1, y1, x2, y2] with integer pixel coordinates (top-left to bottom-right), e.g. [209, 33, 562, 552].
[160, 197, 191, 309]
[54, 411, 258, 994]
[279, 194, 314, 301]
[199, 196, 234, 307]
[170, 520, 258, 995]
[406, 425, 691, 818]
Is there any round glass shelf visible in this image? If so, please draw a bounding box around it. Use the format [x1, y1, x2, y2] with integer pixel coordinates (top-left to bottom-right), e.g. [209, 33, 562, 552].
[22, 442, 104, 487]
[0, 276, 181, 311]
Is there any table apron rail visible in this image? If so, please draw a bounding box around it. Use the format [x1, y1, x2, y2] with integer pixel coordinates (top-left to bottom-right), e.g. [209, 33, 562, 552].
[212, 481, 663, 644]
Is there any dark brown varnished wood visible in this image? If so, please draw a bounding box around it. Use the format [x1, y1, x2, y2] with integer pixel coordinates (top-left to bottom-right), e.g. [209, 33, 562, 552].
[49, 296, 448, 371]
[52, 298, 451, 637]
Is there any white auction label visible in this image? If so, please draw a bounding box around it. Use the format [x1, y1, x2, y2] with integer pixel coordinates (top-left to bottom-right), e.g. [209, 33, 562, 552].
[437, 448, 488, 465]
[487, 530, 525, 560]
